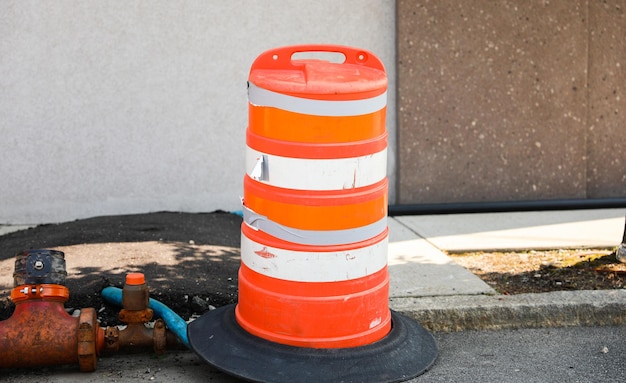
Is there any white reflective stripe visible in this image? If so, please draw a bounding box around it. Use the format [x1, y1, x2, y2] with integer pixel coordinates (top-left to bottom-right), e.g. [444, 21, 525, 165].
[246, 147, 387, 190]
[243, 205, 388, 246]
[248, 82, 387, 116]
[241, 231, 388, 282]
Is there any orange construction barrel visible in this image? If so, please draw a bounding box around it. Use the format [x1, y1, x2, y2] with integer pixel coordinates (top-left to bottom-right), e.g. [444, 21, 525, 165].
[188, 45, 437, 383]
[238, 44, 390, 349]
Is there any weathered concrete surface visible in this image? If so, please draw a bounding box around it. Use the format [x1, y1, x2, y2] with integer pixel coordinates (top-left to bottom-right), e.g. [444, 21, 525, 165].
[397, 0, 626, 204]
[391, 289, 626, 332]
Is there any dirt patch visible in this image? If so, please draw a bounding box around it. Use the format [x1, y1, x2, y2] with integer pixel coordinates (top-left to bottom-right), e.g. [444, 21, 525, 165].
[0, 211, 242, 326]
[449, 248, 626, 294]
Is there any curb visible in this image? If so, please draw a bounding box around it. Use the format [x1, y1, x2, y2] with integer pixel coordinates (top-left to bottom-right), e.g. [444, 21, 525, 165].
[390, 289, 626, 332]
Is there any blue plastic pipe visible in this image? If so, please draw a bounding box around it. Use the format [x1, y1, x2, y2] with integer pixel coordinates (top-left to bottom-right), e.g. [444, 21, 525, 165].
[101, 286, 190, 349]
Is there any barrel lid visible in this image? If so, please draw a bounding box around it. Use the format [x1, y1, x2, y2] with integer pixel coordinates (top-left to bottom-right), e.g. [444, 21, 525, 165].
[249, 45, 387, 100]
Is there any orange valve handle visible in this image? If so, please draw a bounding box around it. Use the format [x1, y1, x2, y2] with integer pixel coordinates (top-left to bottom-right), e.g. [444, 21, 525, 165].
[250, 44, 385, 72]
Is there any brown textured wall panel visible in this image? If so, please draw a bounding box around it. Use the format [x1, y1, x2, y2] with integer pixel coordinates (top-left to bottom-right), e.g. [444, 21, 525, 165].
[587, 1, 626, 198]
[397, 0, 588, 204]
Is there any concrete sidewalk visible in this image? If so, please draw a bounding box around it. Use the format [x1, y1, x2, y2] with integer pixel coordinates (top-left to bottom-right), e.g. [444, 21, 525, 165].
[387, 208, 626, 331]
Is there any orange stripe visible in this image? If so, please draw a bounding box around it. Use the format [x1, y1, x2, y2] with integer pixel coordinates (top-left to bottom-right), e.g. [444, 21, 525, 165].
[246, 129, 387, 159]
[244, 176, 387, 231]
[236, 264, 391, 348]
[248, 104, 386, 143]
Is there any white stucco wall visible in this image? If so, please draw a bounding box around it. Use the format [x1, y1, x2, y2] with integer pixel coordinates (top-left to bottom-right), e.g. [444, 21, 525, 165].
[0, 1, 396, 224]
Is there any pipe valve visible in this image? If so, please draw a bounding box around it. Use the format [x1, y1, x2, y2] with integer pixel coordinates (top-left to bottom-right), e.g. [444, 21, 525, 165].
[0, 250, 102, 372]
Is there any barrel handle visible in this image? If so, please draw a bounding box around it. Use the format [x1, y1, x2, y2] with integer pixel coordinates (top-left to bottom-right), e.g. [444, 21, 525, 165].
[250, 44, 385, 72]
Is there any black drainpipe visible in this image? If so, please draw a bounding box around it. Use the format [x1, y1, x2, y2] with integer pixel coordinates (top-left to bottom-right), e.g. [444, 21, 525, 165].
[388, 197, 626, 216]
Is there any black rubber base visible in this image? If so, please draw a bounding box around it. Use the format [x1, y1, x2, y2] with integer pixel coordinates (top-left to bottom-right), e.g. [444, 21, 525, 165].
[187, 304, 438, 383]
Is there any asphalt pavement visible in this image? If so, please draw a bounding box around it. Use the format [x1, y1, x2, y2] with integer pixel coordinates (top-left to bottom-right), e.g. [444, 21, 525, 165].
[1, 208, 625, 382]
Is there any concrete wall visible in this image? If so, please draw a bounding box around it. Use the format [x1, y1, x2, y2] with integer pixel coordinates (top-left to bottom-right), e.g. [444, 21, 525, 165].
[4, 1, 623, 224]
[397, 0, 625, 204]
[0, 1, 397, 224]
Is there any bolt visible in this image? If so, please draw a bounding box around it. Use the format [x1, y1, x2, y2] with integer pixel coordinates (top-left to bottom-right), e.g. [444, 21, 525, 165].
[33, 260, 44, 270]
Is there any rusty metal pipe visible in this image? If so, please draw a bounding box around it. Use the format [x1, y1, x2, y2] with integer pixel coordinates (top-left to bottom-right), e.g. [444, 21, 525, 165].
[0, 250, 103, 372]
[101, 286, 190, 348]
[1, 250, 185, 372]
[0, 251, 186, 372]
[0, 284, 103, 371]
[103, 318, 179, 353]
[102, 273, 183, 354]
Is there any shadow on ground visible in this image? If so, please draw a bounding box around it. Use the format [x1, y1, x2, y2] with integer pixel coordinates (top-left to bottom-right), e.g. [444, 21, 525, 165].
[0, 211, 242, 326]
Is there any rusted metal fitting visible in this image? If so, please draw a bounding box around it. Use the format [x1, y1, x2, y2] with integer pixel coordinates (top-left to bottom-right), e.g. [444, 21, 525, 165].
[153, 319, 167, 354]
[102, 273, 176, 355]
[119, 307, 154, 323]
[13, 249, 67, 286]
[77, 308, 101, 372]
[103, 319, 169, 355]
[0, 250, 104, 372]
[122, 273, 150, 310]
[10, 283, 70, 303]
[104, 325, 121, 352]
